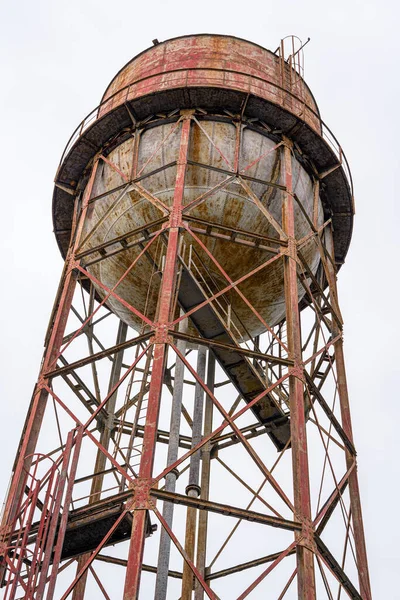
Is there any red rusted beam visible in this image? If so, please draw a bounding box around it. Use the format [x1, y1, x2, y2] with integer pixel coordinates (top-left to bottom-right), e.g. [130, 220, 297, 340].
[151, 489, 301, 531]
[46, 428, 83, 600]
[281, 139, 316, 599]
[236, 540, 298, 600]
[0, 163, 99, 557]
[324, 227, 372, 600]
[122, 113, 192, 600]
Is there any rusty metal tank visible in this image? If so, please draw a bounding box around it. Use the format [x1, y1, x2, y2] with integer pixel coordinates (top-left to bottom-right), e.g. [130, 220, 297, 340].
[53, 35, 353, 338]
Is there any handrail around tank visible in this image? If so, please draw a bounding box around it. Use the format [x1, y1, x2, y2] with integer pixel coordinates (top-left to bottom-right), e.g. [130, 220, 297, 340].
[55, 68, 354, 206]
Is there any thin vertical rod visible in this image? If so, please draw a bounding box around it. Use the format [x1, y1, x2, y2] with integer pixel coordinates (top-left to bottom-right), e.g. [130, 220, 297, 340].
[35, 432, 75, 599]
[194, 352, 215, 600]
[0, 270, 76, 568]
[181, 345, 207, 599]
[281, 140, 316, 600]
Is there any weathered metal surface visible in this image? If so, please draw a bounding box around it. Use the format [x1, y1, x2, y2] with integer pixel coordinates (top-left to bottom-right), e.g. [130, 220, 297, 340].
[80, 118, 322, 336]
[324, 228, 372, 600]
[282, 141, 316, 598]
[53, 36, 353, 273]
[60, 510, 149, 561]
[150, 489, 301, 531]
[0, 33, 372, 600]
[99, 35, 321, 134]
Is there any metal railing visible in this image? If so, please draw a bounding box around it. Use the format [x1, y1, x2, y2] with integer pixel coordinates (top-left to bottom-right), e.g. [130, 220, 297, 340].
[55, 67, 354, 205]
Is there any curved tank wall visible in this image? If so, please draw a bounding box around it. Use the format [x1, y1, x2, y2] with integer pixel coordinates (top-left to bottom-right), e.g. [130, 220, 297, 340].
[53, 34, 354, 337]
[79, 117, 323, 338]
[99, 34, 321, 134]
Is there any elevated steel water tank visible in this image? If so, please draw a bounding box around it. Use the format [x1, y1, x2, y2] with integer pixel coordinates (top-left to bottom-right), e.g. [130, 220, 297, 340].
[53, 35, 353, 337]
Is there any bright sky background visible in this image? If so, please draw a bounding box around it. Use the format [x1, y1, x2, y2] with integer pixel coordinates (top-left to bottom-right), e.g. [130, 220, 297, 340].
[0, 0, 399, 597]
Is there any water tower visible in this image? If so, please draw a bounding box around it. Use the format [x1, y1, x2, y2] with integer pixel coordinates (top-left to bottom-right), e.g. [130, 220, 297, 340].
[0, 35, 372, 599]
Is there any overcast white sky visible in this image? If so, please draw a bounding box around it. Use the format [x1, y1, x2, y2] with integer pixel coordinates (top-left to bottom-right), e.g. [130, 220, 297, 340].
[0, 0, 399, 597]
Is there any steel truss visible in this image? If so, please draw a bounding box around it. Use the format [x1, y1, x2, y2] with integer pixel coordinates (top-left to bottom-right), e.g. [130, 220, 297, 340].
[0, 110, 371, 599]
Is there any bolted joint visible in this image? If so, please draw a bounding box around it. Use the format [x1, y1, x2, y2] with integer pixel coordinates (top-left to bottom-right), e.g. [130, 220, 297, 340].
[129, 478, 158, 510]
[153, 324, 169, 345]
[36, 377, 46, 390]
[295, 515, 317, 553]
[170, 468, 180, 480]
[287, 236, 297, 258]
[185, 483, 201, 497]
[297, 535, 317, 554]
[180, 109, 195, 118]
[291, 363, 305, 381]
[169, 211, 182, 228]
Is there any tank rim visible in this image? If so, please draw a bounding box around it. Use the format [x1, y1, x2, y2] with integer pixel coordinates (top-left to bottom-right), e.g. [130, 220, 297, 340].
[53, 88, 353, 269]
[99, 33, 321, 119]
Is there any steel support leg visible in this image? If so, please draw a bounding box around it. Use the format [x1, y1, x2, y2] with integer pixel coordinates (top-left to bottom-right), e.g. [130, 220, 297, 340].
[324, 227, 372, 600]
[0, 268, 77, 586]
[282, 141, 316, 600]
[123, 113, 192, 600]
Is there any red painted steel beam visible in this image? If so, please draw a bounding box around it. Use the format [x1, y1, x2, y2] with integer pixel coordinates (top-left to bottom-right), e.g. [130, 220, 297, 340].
[46, 429, 83, 600]
[324, 228, 372, 600]
[281, 139, 316, 599]
[150, 489, 301, 531]
[122, 113, 192, 600]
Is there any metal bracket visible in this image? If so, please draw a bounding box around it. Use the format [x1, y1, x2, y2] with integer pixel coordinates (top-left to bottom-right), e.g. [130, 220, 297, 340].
[129, 478, 158, 510]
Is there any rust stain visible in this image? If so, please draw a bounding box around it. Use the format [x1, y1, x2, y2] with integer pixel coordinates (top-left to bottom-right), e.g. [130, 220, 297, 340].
[81, 118, 322, 339]
[98, 34, 321, 134]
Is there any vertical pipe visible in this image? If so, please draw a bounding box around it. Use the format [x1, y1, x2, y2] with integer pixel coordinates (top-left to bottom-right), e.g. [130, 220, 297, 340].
[181, 345, 207, 599]
[324, 227, 372, 600]
[194, 352, 215, 600]
[123, 113, 192, 600]
[155, 314, 188, 600]
[281, 140, 316, 600]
